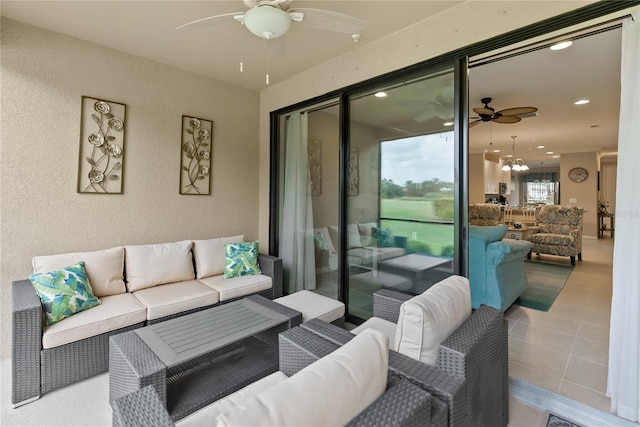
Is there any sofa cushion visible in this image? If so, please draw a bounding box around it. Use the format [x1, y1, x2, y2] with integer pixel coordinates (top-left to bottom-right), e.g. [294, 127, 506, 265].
[328, 224, 362, 250]
[32, 246, 125, 297]
[469, 225, 507, 243]
[177, 372, 288, 427]
[215, 329, 389, 427]
[199, 274, 272, 302]
[395, 275, 471, 365]
[42, 293, 146, 349]
[314, 227, 336, 253]
[125, 241, 194, 292]
[132, 279, 219, 321]
[223, 242, 261, 279]
[29, 261, 101, 325]
[192, 235, 244, 279]
[358, 222, 378, 247]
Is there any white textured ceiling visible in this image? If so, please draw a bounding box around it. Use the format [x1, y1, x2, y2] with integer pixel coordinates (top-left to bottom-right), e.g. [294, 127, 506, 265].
[2, 1, 624, 167]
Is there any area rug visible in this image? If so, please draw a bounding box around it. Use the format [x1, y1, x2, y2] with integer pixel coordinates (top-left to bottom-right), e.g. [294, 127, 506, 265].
[544, 412, 584, 427]
[516, 261, 574, 312]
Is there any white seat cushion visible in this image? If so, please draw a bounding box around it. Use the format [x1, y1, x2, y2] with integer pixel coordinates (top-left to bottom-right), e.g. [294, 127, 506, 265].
[215, 329, 389, 427]
[125, 240, 194, 292]
[32, 246, 125, 297]
[192, 235, 244, 279]
[275, 290, 345, 323]
[352, 316, 397, 344]
[198, 274, 272, 302]
[369, 246, 405, 260]
[177, 372, 287, 427]
[42, 293, 146, 349]
[395, 275, 472, 366]
[132, 279, 219, 321]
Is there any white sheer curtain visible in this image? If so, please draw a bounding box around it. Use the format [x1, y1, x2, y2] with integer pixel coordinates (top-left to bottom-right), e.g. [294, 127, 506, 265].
[607, 11, 640, 422]
[279, 112, 316, 294]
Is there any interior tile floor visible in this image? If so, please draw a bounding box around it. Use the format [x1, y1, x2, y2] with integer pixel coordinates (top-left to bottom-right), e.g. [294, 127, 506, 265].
[507, 236, 615, 413]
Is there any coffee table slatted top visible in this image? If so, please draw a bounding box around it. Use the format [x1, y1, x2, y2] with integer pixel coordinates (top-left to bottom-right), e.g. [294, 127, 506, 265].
[135, 298, 289, 368]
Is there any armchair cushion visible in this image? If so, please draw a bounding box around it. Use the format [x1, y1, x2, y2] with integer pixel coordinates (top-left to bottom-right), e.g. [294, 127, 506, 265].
[395, 275, 471, 365]
[215, 329, 389, 427]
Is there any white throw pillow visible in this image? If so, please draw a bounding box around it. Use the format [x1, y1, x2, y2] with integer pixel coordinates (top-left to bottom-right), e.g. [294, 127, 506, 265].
[329, 224, 363, 250]
[125, 241, 194, 292]
[32, 247, 125, 297]
[192, 235, 244, 279]
[395, 275, 471, 366]
[215, 329, 389, 427]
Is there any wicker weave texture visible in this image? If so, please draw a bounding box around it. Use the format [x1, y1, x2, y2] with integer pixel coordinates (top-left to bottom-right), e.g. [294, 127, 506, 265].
[111, 385, 174, 427]
[12, 280, 42, 405]
[278, 327, 340, 376]
[373, 288, 413, 322]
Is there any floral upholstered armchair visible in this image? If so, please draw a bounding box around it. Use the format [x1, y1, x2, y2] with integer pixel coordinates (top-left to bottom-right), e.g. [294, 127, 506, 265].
[526, 205, 583, 265]
[469, 203, 504, 226]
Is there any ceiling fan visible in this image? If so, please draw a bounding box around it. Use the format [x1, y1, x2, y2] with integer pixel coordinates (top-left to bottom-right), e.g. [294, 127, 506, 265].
[469, 97, 537, 128]
[176, 0, 365, 40]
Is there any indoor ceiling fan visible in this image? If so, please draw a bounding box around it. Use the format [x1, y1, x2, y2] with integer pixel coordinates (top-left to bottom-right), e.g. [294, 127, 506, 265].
[469, 97, 537, 128]
[176, 0, 365, 40]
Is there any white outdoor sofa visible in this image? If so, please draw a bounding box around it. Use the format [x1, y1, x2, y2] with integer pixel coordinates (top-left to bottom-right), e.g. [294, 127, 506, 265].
[12, 235, 282, 407]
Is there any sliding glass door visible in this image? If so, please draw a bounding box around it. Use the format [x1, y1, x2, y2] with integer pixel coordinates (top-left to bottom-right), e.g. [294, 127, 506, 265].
[346, 69, 458, 318]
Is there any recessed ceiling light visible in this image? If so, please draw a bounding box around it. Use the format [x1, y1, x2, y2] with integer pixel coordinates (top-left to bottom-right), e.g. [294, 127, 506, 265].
[537, 145, 545, 149]
[550, 41, 573, 50]
[574, 99, 590, 105]
[546, 151, 554, 155]
[552, 155, 560, 158]
[493, 149, 500, 153]
[443, 121, 453, 126]
[374, 91, 387, 98]
[506, 154, 513, 158]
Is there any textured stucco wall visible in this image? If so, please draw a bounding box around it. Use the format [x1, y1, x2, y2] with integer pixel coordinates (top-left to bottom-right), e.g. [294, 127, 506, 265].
[0, 18, 259, 359]
[258, 1, 595, 247]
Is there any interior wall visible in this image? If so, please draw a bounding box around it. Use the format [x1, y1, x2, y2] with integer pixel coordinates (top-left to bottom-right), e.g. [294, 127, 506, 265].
[0, 18, 260, 359]
[560, 151, 599, 236]
[469, 153, 486, 205]
[258, 1, 595, 247]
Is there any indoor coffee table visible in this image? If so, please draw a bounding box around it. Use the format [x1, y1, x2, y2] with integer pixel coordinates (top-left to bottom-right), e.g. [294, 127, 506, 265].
[109, 295, 301, 421]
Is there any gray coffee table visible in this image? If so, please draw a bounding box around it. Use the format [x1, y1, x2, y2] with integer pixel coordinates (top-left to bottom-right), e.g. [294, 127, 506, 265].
[109, 295, 301, 421]
[379, 254, 452, 294]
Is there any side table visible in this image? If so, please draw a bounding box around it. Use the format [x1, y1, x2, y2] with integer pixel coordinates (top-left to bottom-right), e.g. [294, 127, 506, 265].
[506, 226, 530, 241]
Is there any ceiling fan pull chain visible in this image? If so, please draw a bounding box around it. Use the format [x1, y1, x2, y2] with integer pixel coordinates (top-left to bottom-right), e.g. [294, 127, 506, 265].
[240, 22, 245, 73]
[264, 38, 270, 84]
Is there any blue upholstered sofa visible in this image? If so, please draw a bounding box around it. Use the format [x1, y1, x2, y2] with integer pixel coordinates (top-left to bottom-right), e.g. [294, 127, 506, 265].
[468, 225, 534, 311]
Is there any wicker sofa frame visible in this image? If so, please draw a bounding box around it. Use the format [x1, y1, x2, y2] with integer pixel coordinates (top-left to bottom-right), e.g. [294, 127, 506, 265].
[300, 288, 509, 427]
[111, 325, 450, 427]
[11, 254, 282, 407]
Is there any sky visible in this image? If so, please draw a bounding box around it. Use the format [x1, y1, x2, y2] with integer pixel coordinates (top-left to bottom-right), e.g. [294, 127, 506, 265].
[380, 131, 455, 185]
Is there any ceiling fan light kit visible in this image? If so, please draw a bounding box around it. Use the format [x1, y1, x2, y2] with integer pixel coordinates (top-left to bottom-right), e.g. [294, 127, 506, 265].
[243, 6, 291, 39]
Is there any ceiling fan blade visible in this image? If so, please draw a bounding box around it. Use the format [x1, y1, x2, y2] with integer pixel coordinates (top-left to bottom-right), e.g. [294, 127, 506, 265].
[496, 106, 538, 116]
[472, 107, 494, 115]
[176, 12, 245, 31]
[290, 8, 365, 33]
[493, 115, 521, 124]
[469, 120, 482, 128]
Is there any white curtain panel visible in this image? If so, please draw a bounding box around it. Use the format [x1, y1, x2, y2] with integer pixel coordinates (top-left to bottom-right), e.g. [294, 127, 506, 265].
[279, 112, 316, 293]
[608, 11, 640, 422]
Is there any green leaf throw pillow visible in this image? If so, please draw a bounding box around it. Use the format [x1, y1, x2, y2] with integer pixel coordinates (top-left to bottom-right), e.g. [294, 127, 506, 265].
[373, 227, 395, 248]
[224, 242, 262, 279]
[28, 261, 101, 325]
[314, 231, 329, 251]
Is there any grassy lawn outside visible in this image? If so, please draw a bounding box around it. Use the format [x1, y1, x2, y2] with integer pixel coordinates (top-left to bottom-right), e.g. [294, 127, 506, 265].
[380, 198, 455, 256]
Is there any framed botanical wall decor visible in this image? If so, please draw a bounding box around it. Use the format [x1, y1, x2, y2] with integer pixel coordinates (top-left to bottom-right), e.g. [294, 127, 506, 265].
[77, 97, 126, 194]
[308, 138, 322, 196]
[180, 116, 212, 195]
[348, 147, 359, 196]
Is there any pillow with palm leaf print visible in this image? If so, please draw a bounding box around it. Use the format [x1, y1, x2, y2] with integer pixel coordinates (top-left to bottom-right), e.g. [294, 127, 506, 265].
[224, 242, 262, 279]
[28, 261, 101, 325]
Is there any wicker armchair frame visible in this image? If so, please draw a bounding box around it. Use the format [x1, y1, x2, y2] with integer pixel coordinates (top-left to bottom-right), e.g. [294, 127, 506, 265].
[111, 326, 446, 427]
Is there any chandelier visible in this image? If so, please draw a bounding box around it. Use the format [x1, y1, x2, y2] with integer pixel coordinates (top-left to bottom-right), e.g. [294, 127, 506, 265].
[501, 135, 529, 172]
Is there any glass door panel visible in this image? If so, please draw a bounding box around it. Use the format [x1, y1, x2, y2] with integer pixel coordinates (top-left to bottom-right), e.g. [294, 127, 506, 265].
[277, 100, 341, 299]
[347, 69, 457, 319]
